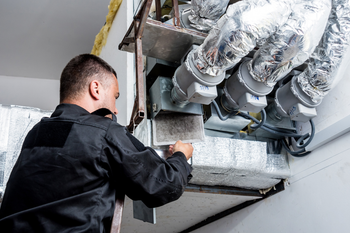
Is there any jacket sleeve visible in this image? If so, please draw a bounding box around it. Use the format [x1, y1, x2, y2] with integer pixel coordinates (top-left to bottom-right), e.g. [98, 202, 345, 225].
[104, 122, 193, 208]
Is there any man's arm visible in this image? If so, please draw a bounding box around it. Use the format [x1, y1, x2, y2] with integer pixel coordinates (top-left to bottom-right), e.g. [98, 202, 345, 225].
[104, 123, 193, 208]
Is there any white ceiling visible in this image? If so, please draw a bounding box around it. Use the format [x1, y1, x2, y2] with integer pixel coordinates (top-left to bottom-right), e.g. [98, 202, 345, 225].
[0, 0, 111, 80]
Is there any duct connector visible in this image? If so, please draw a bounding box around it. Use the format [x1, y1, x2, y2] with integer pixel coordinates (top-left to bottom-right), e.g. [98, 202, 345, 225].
[295, 0, 350, 103]
[171, 50, 225, 107]
[222, 59, 273, 113]
[274, 76, 319, 122]
[181, 0, 230, 32]
[174, 0, 292, 110]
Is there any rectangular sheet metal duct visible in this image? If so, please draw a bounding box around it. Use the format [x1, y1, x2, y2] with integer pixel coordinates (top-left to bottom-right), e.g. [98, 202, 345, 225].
[134, 119, 291, 190]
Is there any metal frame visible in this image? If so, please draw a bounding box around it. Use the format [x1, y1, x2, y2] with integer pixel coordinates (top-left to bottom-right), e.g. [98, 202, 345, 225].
[119, 0, 183, 133]
[110, 193, 125, 233]
[185, 184, 263, 197]
[111, 2, 182, 230]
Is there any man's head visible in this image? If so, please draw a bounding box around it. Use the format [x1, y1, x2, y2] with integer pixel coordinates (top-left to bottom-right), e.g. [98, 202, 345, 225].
[60, 54, 119, 115]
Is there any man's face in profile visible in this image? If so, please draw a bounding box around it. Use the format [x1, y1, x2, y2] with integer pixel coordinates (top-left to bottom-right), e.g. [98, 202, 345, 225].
[101, 74, 119, 116]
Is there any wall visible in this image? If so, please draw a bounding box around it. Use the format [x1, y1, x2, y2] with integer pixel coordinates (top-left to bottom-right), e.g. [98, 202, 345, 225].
[0, 75, 59, 111]
[99, 0, 135, 126]
[0, 0, 135, 126]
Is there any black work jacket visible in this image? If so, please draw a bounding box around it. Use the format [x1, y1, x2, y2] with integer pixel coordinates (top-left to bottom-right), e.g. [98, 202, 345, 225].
[0, 104, 192, 232]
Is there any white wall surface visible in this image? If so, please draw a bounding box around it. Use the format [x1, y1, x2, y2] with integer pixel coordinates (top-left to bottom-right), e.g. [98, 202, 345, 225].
[0, 75, 59, 111]
[99, 0, 135, 126]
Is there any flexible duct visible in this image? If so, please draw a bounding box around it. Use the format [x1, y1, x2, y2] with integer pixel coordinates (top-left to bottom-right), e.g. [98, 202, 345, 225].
[248, 0, 331, 87]
[296, 0, 350, 103]
[188, 0, 230, 32]
[190, 0, 292, 77]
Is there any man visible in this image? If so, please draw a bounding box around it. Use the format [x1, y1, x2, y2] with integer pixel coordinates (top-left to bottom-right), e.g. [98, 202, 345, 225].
[0, 54, 193, 232]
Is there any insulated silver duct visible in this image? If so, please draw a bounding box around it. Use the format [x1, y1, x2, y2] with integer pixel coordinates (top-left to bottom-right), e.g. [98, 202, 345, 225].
[188, 0, 230, 32]
[296, 0, 350, 103]
[190, 0, 292, 77]
[134, 121, 291, 190]
[190, 136, 291, 189]
[248, 0, 331, 87]
[0, 105, 52, 202]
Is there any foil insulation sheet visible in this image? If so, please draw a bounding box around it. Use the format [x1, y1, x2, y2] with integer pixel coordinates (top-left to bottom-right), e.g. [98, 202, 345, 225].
[190, 137, 290, 190]
[248, 0, 331, 87]
[0, 105, 52, 202]
[296, 0, 350, 103]
[191, 0, 292, 76]
[188, 0, 230, 32]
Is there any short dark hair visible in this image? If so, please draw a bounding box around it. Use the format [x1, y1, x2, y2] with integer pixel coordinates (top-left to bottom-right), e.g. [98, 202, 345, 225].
[60, 54, 117, 102]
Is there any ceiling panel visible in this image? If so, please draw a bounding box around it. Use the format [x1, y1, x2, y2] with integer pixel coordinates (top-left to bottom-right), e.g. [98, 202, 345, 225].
[0, 0, 110, 80]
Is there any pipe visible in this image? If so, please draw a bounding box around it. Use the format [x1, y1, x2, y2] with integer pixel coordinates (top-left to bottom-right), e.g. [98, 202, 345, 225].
[248, 0, 331, 87]
[188, 0, 230, 32]
[296, 0, 350, 103]
[190, 0, 292, 77]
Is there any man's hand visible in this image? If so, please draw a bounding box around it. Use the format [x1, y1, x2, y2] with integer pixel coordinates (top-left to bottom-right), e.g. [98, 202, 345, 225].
[169, 140, 193, 161]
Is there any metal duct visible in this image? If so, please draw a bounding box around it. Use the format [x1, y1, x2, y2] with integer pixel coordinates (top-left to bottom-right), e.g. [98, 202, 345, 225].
[190, 0, 292, 76]
[133, 120, 291, 190]
[0, 105, 52, 202]
[190, 136, 291, 189]
[248, 0, 331, 87]
[296, 0, 350, 103]
[188, 0, 230, 32]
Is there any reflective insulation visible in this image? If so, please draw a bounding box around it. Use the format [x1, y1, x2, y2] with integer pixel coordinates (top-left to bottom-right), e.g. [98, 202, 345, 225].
[190, 137, 290, 189]
[248, 0, 331, 87]
[296, 0, 350, 103]
[188, 0, 230, 32]
[0, 105, 52, 202]
[191, 0, 292, 76]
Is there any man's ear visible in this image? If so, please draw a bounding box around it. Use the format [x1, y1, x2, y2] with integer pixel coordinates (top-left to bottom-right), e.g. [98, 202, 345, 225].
[89, 80, 102, 100]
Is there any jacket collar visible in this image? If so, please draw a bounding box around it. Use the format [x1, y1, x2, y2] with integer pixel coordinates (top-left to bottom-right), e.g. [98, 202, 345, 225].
[51, 104, 90, 118]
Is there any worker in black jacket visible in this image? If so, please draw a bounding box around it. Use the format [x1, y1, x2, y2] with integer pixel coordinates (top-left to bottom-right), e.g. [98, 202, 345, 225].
[0, 54, 194, 232]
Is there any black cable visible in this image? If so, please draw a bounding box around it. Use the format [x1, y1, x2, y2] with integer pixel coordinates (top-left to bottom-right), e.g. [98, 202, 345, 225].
[237, 111, 302, 137]
[237, 111, 300, 134]
[237, 109, 315, 156]
[212, 100, 238, 121]
[295, 119, 315, 149]
[212, 99, 315, 157]
[280, 139, 312, 157]
[250, 109, 266, 130]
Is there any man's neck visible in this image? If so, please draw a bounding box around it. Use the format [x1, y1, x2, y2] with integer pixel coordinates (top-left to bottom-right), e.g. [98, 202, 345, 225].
[61, 99, 95, 113]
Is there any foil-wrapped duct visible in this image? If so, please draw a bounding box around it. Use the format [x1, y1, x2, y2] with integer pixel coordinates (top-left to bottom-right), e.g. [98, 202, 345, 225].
[190, 137, 291, 190]
[191, 0, 292, 76]
[0, 105, 52, 202]
[188, 0, 230, 32]
[133, 121, 291, 190]
[248, 0, 331, 87]
[296, 0, 350, 103]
